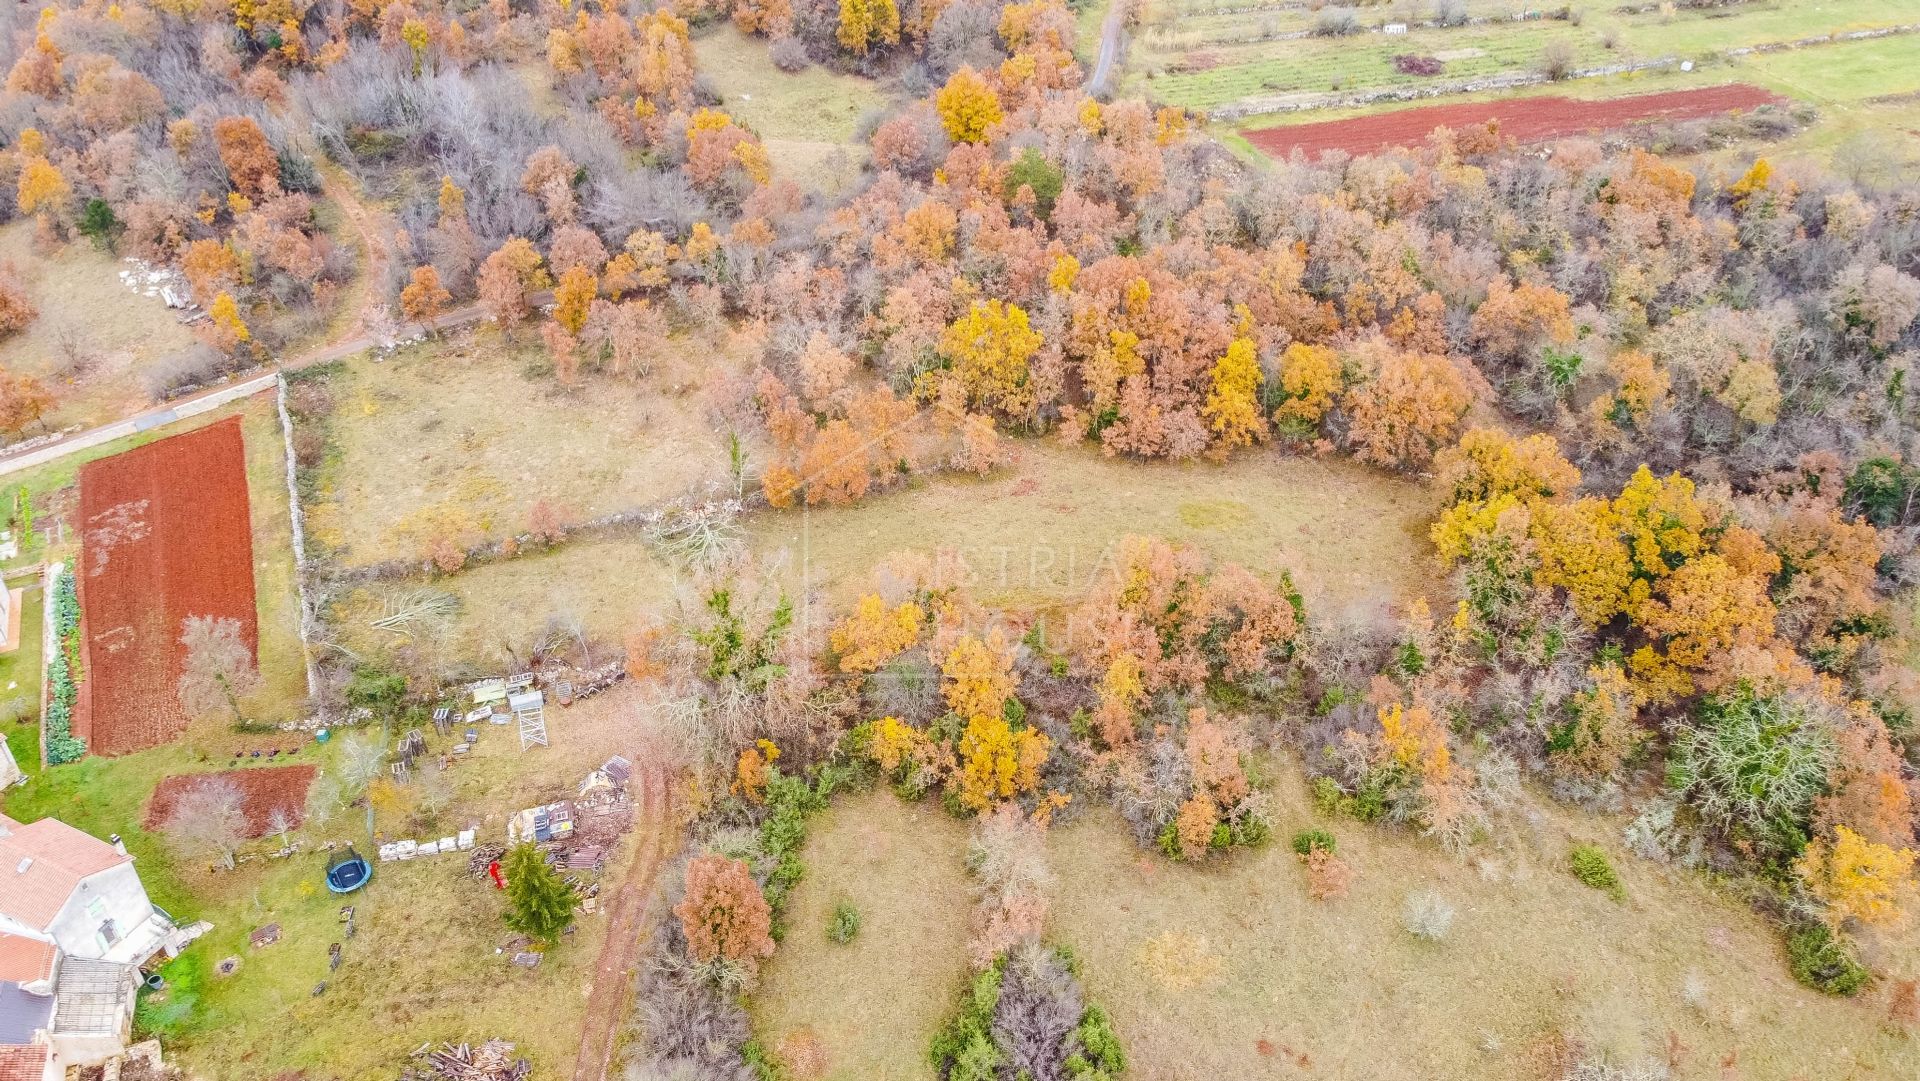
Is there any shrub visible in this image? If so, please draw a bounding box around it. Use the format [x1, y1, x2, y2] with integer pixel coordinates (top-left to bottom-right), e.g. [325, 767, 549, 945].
[1668, 688, 1835, 859]
[1435, 0, 1469, 26]
[1569, 844, 1625, 900]
[1292, 828, 1337, 857]
[1538, 40, 1577, 81]
[1392, 54, 1443, 76]
[1313, 7, 1359, 35]
[769, 36, 811, 72]
[1786, 923, 1870, 996]
[827, 900, 861, 944]
[929, 958, 1005, 1080]
[1402, 889, 1456, 941]
[1067, 1002, 1126, 1076]
[1304, 848, 1353, 901]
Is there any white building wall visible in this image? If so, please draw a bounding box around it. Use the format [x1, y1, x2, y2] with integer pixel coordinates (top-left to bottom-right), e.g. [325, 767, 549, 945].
[43, 865, 155, 963]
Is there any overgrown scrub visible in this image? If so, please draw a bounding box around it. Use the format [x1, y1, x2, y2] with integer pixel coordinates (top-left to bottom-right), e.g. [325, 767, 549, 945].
[928, 946, 1126, 1081]
[1785, 922, 1870, 997]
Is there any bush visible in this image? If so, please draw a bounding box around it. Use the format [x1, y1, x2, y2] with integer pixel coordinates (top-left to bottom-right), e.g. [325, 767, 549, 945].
[1313, 7, 1360, 36]
[929, 958, 1005, 1080]
[1392, 54, 1443, 76]
[1538, 40, 1577, 81]
[1435, 0, 1469, 26]
[1569, 844, 1624, 900]
[1292, 828, 1337, 857]
[827, 900, 861, 944]
[1402, 889, 1456, 941]
[1786, 923, 1869, 996]
[769, 36, 811, 72]
[144, 345, 244, 401]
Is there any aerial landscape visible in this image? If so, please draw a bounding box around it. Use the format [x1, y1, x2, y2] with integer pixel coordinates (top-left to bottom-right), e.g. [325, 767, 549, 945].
[0, 0, 1917, 1079]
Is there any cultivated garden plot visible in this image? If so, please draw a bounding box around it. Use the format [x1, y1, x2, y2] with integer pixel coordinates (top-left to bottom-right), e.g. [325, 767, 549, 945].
[145, 764, 317, 837]
[306, 329, 749, 568]
[77, 416, 260, 754]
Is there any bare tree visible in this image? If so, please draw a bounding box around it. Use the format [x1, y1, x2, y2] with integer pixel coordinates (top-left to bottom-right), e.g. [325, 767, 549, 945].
[266, 807, 294, 846]
[164, 777, 249, 870]
[177, 614, 263, 723]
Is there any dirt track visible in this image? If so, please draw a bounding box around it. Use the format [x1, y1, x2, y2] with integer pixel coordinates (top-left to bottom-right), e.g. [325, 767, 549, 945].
[1245, 83, 1787, 159]
[571, 735, 675, 1081]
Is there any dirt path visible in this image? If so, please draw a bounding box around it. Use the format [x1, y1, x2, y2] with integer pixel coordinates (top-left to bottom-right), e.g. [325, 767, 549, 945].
[315, 164, 393, 347]
[1088, 0, 1128, 97]
[571, 738, 675, 1081]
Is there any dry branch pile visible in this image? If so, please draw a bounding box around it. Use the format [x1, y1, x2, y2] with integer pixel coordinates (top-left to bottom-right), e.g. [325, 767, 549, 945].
[401, 1040, 530, 1081]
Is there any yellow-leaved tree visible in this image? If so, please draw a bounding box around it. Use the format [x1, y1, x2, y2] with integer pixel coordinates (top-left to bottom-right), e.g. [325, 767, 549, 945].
[935, 66, 1003, 144]
[955, 712, 1050, 811]
[829, 593, 925, 673]
[941, 630, 1016, 719]
[1796, 825, 1916, 927]
[1201, 335, 1265, 456]
[836, 0, 900, 55]
[940, 298, 1041, 422]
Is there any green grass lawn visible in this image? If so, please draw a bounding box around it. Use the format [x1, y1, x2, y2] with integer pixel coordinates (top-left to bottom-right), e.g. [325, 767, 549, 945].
[1, 582, 43, 774]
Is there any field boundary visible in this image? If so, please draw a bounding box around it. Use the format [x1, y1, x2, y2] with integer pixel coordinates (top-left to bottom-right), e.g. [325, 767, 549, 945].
[275, 375, 319, 703]
[35, 561, 58, 769]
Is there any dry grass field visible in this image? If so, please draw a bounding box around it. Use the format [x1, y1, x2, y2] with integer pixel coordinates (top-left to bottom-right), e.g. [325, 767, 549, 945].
[750, 442, 1440, 626]
[747, 765, 1920, 1081]
[0, 221, 199, 432]
[309, 327, 745, 567]
[751, 787, 973, 1081]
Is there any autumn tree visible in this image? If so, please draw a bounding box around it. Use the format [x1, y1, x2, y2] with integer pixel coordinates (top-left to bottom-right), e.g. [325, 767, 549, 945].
[398, 265, 451, 326]
[477, 237, 551, 323]
[0, 371, 53, 436]
[1201, 335, 1265, 456]
[178, 614, 263, 723]
[0, 269, 36, 336]
[942, 299, 1041, 422]
[675, 853, 776, 978]
[208, 292, 251, 354]
[1796, 826, 1916, 927]
[837, 0, 900, 55]
[936, 67, 1004, 144]
[15, 156, 69, 218]
[829, 593, 925, 673]
[553, 266, 597, 335]
[212, 116, 281, 197]
[1273, 342, 1340, 431]
[942, 631, 1017, 718]
[956, 711, 1051, 812]
[1343, 345, 1475, 468]
[1468, 277, 1575, 371]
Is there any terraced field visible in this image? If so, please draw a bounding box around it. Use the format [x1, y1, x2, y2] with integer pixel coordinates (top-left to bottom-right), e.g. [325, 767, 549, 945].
[1130, 0, 1915, 113]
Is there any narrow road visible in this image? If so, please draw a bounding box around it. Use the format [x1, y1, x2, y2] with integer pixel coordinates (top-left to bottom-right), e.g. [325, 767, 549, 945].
[0, 299, 495, 477]
[1088, 0, 1128, 97]
[571, 739, 674, 1081]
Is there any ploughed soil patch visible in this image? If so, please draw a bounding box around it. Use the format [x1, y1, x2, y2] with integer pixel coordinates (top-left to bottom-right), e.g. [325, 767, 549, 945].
[1246, 84, 1787, 158]
[78, 416, 258, 755]
[145, 764, 316, 837]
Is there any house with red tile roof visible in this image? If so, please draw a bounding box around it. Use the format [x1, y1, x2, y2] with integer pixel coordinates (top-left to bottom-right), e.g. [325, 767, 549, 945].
[0, 814, 172, 968]
[0, 815, 168, 1078]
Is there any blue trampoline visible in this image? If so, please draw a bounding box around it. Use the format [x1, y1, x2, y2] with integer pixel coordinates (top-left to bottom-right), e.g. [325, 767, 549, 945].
[325, 847, 372, 894]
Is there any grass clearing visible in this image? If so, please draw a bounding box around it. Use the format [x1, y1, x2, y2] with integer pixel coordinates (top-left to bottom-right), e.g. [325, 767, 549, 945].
[749, 441, 1438, 625]
[311, 327, 743, 567]
[752, 786, 973, 1081]
[0, 222, 199, 433]
[691, 26, 885, 192]
[1045, 762, 1920, 1080]
[354, 438, 1436, 670]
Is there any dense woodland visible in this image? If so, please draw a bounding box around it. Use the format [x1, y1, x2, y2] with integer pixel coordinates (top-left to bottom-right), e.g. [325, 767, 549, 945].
[4, 0, 1920, 1074]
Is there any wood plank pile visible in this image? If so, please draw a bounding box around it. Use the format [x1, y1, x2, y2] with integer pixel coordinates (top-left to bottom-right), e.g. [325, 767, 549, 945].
[401, 1040, 531, 1081]
[465, 843, 506, 880]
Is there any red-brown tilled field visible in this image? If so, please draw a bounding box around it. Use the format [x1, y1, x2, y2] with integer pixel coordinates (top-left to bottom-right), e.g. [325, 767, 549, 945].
[145, 764, 317, 837]
[77, 416, 258, 755]
[1245, 84, 1787, 159]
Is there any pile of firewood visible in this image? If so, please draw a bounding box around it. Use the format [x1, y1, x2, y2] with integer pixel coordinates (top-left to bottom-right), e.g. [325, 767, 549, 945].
[465, 843, 506, 880]
[401, 1040, 530, 1081]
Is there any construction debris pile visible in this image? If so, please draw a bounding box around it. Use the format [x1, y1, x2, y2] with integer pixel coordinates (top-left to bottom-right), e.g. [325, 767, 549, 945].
[400, 1040, 530, 1081]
